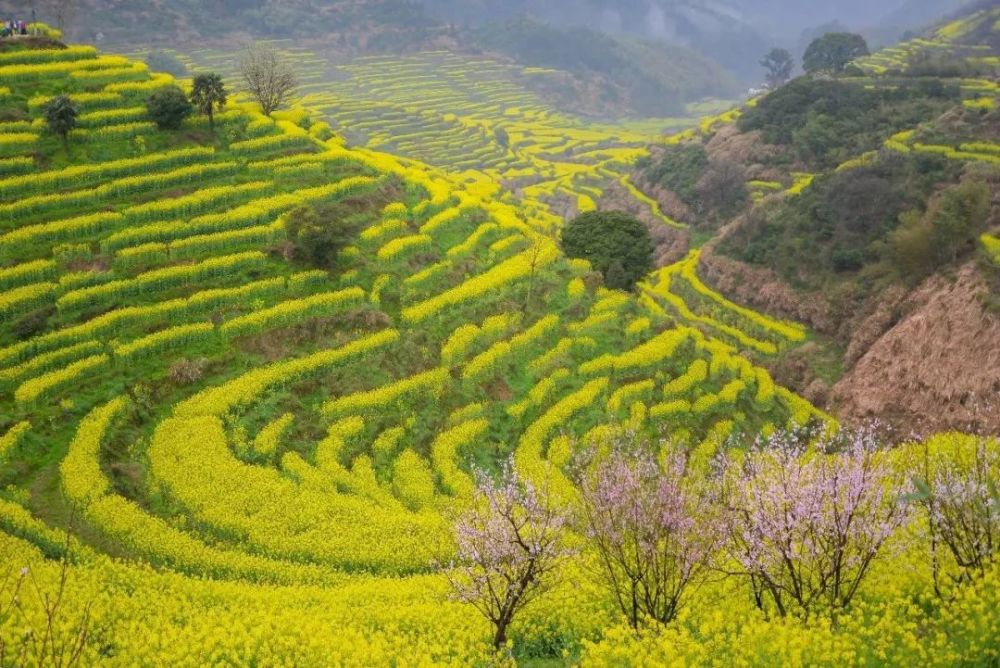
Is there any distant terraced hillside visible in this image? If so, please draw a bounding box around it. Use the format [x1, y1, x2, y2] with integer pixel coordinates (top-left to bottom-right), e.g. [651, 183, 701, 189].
[140, 41, 737, 233]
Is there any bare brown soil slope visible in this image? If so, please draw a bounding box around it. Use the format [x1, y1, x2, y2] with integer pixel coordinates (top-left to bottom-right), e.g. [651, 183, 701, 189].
[699, 244, 1000, 436]
[830, 263, 1000, 437]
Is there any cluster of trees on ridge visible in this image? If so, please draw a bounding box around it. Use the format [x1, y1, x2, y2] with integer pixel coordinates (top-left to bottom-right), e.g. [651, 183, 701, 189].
[41, 43, 298, 152]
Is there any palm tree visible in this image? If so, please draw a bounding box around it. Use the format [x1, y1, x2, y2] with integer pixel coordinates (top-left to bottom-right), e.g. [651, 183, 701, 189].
[189, 73, 227, 130]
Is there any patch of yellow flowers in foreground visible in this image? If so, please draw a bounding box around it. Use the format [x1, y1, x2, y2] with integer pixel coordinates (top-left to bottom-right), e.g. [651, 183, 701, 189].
[4, 438, 1000, 668]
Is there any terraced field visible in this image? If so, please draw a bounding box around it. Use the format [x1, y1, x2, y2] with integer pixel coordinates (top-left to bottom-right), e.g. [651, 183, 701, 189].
[1, 17, 999, 666]
[0, 36, 839, 664]
[134, 43, 733, 225]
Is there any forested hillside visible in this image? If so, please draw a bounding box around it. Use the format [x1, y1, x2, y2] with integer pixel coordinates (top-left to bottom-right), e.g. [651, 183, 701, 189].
[634, 5, 1000, 435]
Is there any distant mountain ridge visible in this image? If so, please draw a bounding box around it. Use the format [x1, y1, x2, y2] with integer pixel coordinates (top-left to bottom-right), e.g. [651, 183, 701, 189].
[0, 0, 974, 109]
[420, 0, 971, 78]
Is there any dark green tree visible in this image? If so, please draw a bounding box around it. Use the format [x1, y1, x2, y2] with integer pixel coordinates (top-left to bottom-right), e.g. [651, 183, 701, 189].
[495, 126, 510, 150]
[760, 48, 794, 88]
[43, 95, 78, 151]
[803, 33, 869, 74]
[146, 85, 193, 130]
[190, 73, 228, 130]
[560, 211, 654, 291]
[284, 204, 360, 268]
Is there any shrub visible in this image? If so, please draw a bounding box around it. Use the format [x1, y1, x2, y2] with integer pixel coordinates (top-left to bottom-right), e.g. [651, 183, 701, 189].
[891, 180, 992, 279]
[283, 204, 362, 269]
[560, 211, 654, 291]
[145, 86, 193, 130]
[641, 143, 708, 204]
[145, 50, 188, 77]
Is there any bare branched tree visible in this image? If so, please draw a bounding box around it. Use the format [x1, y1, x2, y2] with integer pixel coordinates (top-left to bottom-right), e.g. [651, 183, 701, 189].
[47, 0, 78, 36]
[0, 559, 92, 667]
[238, 43, 298, 117]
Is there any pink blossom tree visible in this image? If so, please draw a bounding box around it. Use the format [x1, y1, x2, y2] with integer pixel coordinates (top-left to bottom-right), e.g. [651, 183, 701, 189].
[578, 441, 719, 628]
[914, 437, 1000, 584]
[721, 428, 908, 619]
[444, 462, 570, 649]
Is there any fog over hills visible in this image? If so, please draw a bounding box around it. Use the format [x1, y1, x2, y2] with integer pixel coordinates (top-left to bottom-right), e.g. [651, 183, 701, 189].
[421, 0, 972, 79]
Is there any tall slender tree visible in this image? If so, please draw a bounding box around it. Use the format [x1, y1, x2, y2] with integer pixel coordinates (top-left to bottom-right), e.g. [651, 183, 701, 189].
[190, 73, 228, 130]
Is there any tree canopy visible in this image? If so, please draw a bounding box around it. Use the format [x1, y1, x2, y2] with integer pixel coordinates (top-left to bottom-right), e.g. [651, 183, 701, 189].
[560, 211, 654, 290]
[803, 33, 869, 74]
[190, 73, 228, 129]
[760, 48, 794, 88]
[43, 95, 78, 150]
[283, 203, 362, 268]
[146, 85, 193, 130]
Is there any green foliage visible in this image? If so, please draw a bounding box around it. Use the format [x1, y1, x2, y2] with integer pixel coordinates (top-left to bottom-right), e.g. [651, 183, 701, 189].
[284, 204, 363, 269]
[891, 180, 992, 280]
[494, 127, 509, 150]
[145, 85, 194, 130]
[190, 73, 228, 129]
[640, 144, 708, 204]
[43, 95, 78, 149]
[803, 33, 870, 74]
[760, 48, 794, 88]
[738, 78, 958, 169]
[560, 211, 653, 291]
[720, 154, 958, 288]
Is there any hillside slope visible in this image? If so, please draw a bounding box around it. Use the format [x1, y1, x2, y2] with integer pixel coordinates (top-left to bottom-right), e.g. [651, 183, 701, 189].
[631, 5, 1000, 435]
[0, 30, 842, 665]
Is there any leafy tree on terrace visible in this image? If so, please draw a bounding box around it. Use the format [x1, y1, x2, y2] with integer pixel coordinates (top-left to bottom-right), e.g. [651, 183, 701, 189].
[760, 48, 794, 88]
[803, 33, 869, 74]
[43, 95, 78, 151]
[146, 85, 193, 130]
[190, 73, 228, 130]
[239, 43, 298, 116]
[283, 204, 361, 269]
[561, 211, 654, 291]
